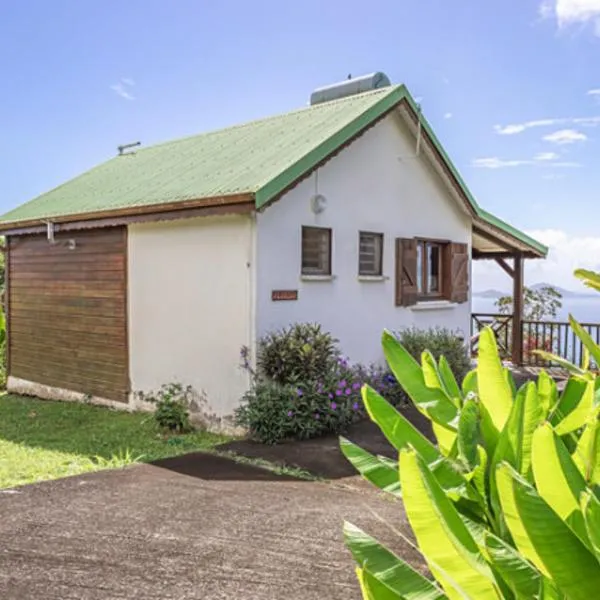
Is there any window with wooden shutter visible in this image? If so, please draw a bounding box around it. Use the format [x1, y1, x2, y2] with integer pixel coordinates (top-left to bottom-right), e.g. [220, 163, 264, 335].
[397, 238, 469, 305]
[301, 226, 332, 276]
[447, 242, 469, 303]
[358, 232, 383, 276]
[395, 238, 418, 306]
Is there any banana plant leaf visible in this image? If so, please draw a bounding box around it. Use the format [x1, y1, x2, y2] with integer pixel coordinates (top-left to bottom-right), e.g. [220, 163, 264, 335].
[345, 522, 446, 600]
[476, 328, 514, 453]
[574, 269, 600, 293]
[340, 437, 401, 496]
[572, 414, 600, 486]
[531, 423, 592, 550]
[399, 449, 501, 599]
[382, 331, 458, 428]
[581, 490, 600, 564]
[497, 462, 600, 600]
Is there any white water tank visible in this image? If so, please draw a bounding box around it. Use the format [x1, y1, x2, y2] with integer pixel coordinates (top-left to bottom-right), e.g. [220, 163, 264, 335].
[310, 72, 391, 105]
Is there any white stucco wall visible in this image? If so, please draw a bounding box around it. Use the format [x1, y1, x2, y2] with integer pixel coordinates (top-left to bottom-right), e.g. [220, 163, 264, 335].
[256, 113, 472, 365]
[128, 215, 254, 427]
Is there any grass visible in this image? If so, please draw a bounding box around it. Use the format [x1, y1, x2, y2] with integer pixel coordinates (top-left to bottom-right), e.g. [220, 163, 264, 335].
[212, 450, 322, 481]
[0, 394, 232, 489]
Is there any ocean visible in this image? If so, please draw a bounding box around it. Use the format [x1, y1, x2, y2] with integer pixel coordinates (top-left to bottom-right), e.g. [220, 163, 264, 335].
[472, 296, 600, 324]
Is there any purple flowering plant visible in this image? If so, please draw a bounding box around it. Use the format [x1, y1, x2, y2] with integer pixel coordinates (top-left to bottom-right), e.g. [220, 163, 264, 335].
[235, 323, 408, 444]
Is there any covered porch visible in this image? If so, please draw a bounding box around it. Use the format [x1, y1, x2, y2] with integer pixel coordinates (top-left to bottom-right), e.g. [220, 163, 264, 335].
[470, 211, 550, 366]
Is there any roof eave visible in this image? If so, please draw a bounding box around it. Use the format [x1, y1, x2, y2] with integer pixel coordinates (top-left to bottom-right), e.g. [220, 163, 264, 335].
[0, 193, 254, 235]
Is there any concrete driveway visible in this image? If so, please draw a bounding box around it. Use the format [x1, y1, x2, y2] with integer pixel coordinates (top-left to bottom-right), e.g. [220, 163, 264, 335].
[0, 453, 418, 600]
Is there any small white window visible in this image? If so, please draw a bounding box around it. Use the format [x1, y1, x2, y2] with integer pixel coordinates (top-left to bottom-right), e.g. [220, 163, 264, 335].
[359, 232, 383, 276]
[301, 226, 332, 275]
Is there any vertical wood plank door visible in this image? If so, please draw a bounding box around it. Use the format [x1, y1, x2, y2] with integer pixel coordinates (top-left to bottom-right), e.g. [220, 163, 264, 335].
[7, 227, 129, 402]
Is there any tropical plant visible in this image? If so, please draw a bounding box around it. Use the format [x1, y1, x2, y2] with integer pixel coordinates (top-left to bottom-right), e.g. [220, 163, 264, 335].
[343, 321, 600, 598]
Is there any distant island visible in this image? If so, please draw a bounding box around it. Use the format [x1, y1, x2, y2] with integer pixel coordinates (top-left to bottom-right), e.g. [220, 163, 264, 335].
[474, 282, 597, 300]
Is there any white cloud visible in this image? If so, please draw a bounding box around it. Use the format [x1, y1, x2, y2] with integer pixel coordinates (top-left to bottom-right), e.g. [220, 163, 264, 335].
[444, 112, 453, 119]
[588, 89, 600, 95]
[543, 128, 587, 143]
[540, 0, 600, 33]
[494, 119, 563, 135]
[495, 115, 600, 135]
[110, 77, 135, 101]
[534, 151, 560, 160]
[472, 158, 532, 169]
[473, 229, 600, 292]
[472, 155, 580, 168]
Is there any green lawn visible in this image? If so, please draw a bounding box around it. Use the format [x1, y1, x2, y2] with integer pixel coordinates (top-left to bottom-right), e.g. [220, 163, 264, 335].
[0, 394, 232, 489]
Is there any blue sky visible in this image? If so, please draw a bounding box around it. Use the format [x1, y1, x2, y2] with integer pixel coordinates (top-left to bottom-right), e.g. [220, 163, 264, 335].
[1, 0, 599, 289]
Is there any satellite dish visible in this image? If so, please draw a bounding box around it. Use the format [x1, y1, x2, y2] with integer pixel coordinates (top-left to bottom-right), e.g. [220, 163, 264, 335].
[310, 194, 327, 214]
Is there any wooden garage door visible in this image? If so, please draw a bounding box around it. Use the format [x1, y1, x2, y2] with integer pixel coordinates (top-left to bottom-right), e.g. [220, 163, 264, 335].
[7, 227, 129, 402]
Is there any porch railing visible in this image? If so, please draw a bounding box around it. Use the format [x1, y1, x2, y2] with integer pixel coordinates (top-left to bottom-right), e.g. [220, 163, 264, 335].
[471, 313, 600, 368]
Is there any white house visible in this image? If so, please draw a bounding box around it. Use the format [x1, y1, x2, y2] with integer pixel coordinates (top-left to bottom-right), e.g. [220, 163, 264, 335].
[0, 74, 547, 430]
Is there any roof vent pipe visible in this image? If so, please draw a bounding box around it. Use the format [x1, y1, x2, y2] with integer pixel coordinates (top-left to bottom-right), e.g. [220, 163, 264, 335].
[310, 72, 391, 105]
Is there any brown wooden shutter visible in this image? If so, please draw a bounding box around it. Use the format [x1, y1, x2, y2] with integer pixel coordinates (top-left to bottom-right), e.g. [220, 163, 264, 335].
[447, 242, 469, 304]
[395, 238, 418, 306]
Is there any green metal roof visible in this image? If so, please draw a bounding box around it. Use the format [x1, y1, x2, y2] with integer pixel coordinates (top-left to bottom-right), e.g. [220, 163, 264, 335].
[0, 84, 547, 257]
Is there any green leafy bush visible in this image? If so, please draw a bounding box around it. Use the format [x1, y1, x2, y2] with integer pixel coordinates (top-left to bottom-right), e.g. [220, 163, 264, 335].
[236, 324, 408, 444]
[396, 326, 471, 383]
[235, 365, 364, 444]
[256, 323, 340, 384]
[342, 280, 600, 598]
[145, 383, 194, 433]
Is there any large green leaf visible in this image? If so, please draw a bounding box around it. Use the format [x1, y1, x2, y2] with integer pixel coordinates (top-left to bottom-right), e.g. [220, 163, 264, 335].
[496, 462, 600, 599]
[572, 413, 600, 485]
[581, 490, 600, 564]
[534, 351, 591, 378]
[551, 377, 592, 428]
[358, 567, 409, 599]
[531, 423, 591, 549]
[554, 379, 594, 436]
[457, 398, 480, 470]
[477, 328, 514, 451]
[340, 438, 401, 496]
[569, 315, 600, 374]
[484, 532, 543, 599]
[438, 356, 462, 405]
[382, 331, 458, 427]
[462, 370, 478, 398]
[536, 370, 557, 416]
[399, 449, 501, 599]
[575, 269, 600, 293]
[340, 437, 398, 490]
[493, 382, 543, 480]
[345, 522, 446, 600]
[361, 386, 469, 493]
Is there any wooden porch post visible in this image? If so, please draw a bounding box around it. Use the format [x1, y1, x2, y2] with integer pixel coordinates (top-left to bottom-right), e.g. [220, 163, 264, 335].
[511, 253, 524, 365]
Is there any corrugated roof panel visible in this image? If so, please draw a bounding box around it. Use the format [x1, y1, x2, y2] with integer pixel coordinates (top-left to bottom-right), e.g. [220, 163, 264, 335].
[0, 86, 398, 224]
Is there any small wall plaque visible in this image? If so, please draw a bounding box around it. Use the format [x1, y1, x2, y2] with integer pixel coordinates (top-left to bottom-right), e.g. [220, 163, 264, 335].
[271, 289, 298, 302]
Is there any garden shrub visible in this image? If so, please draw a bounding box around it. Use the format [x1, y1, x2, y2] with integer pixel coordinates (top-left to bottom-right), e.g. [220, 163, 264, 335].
[396, 326, 470, 382]
[256, 323, 339, 384]
[145, 383, 194, 433]
[236, 324, 408, 444]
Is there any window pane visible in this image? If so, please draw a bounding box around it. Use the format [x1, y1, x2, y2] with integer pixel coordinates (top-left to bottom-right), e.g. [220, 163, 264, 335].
[359, 232, 383, 276]
[302, 227, 331, 275]
[416, 242, 424, 293]
[428, 244, 441, 293]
